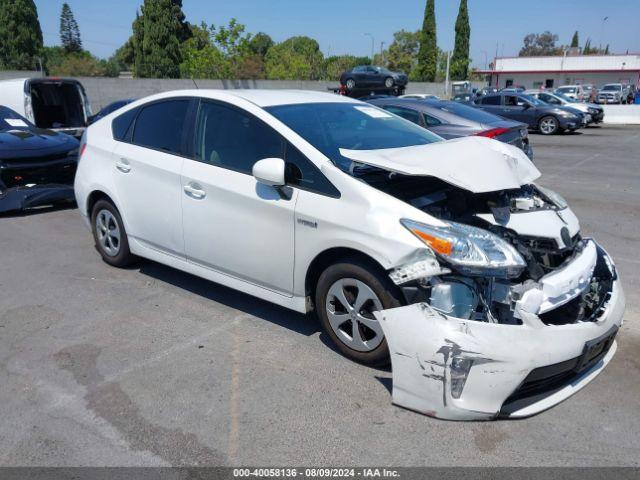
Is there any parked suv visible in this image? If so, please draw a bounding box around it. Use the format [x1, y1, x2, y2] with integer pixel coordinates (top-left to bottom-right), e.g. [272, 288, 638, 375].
[473, 93, 585, 135]
[75, 90, 624, 420]
[555, 85, 585, 102]
[0, 77, 91, 138]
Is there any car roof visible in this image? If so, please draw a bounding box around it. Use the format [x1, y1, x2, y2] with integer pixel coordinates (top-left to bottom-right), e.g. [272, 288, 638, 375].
[127, 89, 361, 108]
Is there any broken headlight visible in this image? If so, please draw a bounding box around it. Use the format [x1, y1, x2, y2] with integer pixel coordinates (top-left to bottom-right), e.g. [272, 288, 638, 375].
[401, 219, 526, 278]
[450, 357, 473, 399]
[536, 185, 568, 209]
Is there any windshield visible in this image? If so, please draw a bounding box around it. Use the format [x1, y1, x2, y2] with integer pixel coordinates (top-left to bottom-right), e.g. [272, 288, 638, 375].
[602, 85, 621, 91]
[557, 87, 576, 93]
[0, 106, 32, 131]
[266, 102, 441, 172]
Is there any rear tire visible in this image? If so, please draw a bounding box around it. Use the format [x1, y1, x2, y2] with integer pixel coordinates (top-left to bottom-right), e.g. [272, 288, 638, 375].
[538, 115, 559, 135]
[315, 259, 403, 366]
[91, 199, 135, 267]
[384, 77, 394, 89]
[345, 78, 356, 91]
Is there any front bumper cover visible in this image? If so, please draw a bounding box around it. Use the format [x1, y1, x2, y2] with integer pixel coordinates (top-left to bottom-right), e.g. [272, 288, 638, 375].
[374, 241, 625, 420]
[0, 184, 76, 213]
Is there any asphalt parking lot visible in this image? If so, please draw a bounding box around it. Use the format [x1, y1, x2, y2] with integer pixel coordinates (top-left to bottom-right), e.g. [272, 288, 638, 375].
[1, 125, 639, 467]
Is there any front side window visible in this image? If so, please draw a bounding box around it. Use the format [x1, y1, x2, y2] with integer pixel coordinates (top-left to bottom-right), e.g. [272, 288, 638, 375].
[132, 100, 189, 154]
[194, 101, 283, 174]
[284, 143, 339, 197]
[266, 102, 441, 173]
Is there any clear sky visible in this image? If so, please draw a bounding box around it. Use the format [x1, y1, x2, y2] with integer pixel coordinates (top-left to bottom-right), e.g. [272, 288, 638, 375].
[34, 0, 639, 68]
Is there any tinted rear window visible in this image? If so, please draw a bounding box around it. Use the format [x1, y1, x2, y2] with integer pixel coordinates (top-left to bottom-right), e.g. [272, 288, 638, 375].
[132, 100, 190, 154]
[480, 96, 500, 105]
[112, 107, 139, 141]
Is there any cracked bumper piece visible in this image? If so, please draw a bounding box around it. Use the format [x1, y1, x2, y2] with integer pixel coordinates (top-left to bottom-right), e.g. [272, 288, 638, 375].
[0, 184, 76, 213]
[375, 243, 625, 421]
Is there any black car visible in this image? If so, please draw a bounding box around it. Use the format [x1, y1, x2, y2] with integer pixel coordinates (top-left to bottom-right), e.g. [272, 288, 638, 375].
[472, 93, 586, 135]
[89, 99, 134, 125]
[340, 65, 408, 94]
[0, 106, 79, 213]
[366, 97, 533, 159]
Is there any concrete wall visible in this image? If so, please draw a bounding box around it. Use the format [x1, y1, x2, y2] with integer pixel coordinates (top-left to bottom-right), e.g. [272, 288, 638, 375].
[602, 105, 640, 124]
[0, 70, 41, 80]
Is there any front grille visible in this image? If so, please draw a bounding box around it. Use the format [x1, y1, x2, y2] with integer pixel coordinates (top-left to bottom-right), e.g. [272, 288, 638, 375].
[0, 158, 76, 188]
[500, 326, 617, 415]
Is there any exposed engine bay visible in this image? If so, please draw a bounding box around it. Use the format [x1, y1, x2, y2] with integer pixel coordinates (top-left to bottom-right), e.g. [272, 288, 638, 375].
[357, 168, 615, 327]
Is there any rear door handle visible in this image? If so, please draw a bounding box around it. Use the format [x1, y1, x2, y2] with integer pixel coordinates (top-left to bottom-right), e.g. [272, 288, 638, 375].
[115, 158, 131, 173]
[184, 182, 206, 199]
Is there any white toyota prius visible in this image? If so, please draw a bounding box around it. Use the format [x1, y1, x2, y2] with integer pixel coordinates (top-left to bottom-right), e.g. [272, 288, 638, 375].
[75, 90, 625, 420]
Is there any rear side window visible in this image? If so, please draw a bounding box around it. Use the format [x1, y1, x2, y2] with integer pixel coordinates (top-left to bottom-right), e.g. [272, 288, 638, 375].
[480, 96, 500, 105]
[112, 107, 138, 141]
[132, 100, 190, 155]
[382, 106, 421, 125]
[424, 114, 442, 127]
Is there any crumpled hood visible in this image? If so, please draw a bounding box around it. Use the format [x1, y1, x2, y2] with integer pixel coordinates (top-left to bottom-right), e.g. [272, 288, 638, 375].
[340, 136, 540, 193]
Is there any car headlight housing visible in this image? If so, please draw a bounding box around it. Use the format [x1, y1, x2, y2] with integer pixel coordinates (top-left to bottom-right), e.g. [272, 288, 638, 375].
[588, 107, 598, 114]
[536, 184, 568, 209]
[400, 219, 526, 278]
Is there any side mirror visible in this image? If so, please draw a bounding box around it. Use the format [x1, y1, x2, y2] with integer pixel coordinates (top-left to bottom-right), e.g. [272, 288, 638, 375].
[253, 158, 285, 187]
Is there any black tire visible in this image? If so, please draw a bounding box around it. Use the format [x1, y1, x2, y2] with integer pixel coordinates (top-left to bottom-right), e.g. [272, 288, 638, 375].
[90, 199, 135, 267]
[538, 115, 559, 135]
[344, 78, 356, 91]
[384, 77, 394, 89]
[315, 259, 403, 366]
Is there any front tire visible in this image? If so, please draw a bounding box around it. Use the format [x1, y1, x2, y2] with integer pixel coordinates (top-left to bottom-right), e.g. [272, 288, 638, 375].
[91, 199, 135, 267]
[345, 78, 356, 91]
[538, 115, 559, 135]
[315, 260, 403, 366]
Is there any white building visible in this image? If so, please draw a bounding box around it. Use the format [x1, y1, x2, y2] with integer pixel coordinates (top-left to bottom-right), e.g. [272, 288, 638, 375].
[479, 54, 640, 89]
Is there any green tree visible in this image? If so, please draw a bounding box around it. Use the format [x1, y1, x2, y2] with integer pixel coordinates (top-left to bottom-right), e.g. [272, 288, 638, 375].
[583, 38, 591, 55]
[0, 0, 44, 70]
[384, 30, 421, 79]
[519, 32, 563, 56]
[570, 31, 579, 48]
[132, 0, 190, 78]
[265, 36, 324, 80]
[604, 44, 609, 55]
[323, 55, 362, 80]
[249, 32, 274, 57]
[450, 0, 470, 80]
[416, 0, 437, 81]
[60, 3, 82, 53]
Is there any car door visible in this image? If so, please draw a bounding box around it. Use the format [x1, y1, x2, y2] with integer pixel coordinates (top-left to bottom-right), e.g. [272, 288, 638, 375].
[112, 98, 192, 257]
[181, 99, 297, 294]
[365, 66, 381, 87]
[476, 95, 502, 116]
[500, 95, 531, 124]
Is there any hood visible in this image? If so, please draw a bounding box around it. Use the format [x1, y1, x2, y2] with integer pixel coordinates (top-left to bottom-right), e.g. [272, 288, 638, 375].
[0, 128, 78, 160]
[340, 136, 540, 193]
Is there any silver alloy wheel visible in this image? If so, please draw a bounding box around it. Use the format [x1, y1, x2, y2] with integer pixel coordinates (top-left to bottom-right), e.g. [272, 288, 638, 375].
[384, 77, 394, 88]
[346, 79, 356, 90]
[325, 278, 384, 352]
[95, 209, 121, 257]
[539, 117, 558, 134]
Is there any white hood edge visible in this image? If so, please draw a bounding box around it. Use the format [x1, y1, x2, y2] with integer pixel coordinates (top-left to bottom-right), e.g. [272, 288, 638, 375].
[340, 136, 541, 193]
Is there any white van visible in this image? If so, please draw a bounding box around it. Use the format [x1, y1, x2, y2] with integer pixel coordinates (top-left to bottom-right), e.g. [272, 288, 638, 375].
[0, 77, 91, 138]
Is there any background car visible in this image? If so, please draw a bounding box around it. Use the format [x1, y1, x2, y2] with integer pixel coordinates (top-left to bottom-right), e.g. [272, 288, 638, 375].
[89, 99, 134, 124]
[473, 93, 585, 135]
[555, 85, 585, 102]
[340, 65, 408, 93]
[580, 84, 597, 102]
[0, 105, 78, 213]
[597, 84, 626, 104]
[0, 77, 91, 138]
[452, 93, 474, 103]
[525, 90, 604, 124]
[366, 97, 533, 159]
[399, 93, 440, 100]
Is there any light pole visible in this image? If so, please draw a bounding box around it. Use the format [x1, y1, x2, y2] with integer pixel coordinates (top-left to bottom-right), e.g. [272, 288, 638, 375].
[600, 16, 609, 51]
[364, 33, 374, 63]
[380, 41, 385, 65]
[481, 50, 488, 70]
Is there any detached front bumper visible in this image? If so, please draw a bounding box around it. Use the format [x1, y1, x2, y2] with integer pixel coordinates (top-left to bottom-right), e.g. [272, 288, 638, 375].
[375, 241, 625, 420]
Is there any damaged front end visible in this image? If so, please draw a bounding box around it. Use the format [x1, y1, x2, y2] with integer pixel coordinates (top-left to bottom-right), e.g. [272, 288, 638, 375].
[371, 177, 625, 420]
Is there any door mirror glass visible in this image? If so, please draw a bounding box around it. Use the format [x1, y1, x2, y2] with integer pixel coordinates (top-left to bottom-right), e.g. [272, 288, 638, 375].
[253, 158, 285, 187]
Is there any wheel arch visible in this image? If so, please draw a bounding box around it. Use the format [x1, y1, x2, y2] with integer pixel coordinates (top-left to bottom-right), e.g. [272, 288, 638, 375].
[304, 247, 389, 307]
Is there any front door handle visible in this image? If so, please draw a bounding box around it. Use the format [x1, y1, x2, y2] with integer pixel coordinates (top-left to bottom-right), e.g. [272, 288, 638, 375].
[184, 182, 206, 199]
[115, 158, 131, 173]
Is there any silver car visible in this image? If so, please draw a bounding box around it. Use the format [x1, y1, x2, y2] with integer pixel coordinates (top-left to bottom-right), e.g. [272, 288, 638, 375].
[526, 90, 605, 124]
